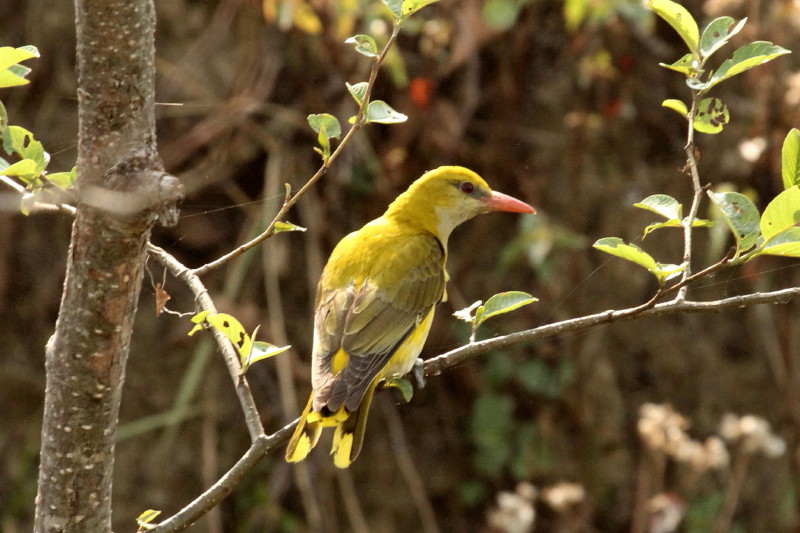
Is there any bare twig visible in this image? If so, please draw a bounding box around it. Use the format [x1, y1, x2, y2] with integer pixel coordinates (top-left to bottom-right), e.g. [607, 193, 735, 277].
[147, 243, 265, 441]
[677, 94, 704, 302]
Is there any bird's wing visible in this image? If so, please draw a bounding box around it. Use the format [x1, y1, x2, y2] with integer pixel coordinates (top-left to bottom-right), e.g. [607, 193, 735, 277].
[311, 233, 444, 412]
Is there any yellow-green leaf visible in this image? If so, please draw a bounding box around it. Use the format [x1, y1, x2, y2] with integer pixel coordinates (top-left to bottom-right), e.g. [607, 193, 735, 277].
[781, 128, 800, 190]
[474, 291, 538, 328]
[136, 509, 161, 530]
[647, 0, 700, 55]
[694, 97, 729, 134]
[760, 186, 800, 242]
[662, 99, 689, 118]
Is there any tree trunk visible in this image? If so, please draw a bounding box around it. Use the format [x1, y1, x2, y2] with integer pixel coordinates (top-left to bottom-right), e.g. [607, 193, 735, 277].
[34, 0, 181, 530]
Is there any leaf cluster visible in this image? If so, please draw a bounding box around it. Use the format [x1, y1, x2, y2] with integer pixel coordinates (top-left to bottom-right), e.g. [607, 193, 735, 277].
[595, 1, 796, 286]
[0, 45, 76, 213]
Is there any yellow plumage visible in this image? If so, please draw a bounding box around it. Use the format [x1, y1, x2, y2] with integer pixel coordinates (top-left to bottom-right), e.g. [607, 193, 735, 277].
[286, 166, 535, 467]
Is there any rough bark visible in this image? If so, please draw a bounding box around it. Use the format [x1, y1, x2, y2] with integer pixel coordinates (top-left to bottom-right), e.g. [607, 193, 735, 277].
[34, 0, 181, 531]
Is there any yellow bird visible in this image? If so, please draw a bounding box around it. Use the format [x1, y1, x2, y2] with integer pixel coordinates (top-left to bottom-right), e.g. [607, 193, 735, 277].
[285, 166, 535, 468]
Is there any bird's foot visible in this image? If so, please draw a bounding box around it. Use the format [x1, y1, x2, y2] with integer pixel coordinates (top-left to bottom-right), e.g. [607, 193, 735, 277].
[412, 357, 426, 390]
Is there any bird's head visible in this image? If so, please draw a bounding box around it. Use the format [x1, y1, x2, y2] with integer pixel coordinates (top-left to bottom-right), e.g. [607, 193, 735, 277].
[386, 166, 535, 243]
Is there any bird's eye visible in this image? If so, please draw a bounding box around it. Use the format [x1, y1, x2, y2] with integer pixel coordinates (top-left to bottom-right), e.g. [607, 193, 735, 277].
[459, 182, 474, 194]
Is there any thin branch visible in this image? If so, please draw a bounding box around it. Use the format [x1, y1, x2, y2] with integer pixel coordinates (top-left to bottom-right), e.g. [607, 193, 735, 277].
[190, 26, 402, 278]
[677, 93, 704, 302]
[423, 285, 800, 376]
[147, 243, 265, 441]
[148, 423, 297, 533]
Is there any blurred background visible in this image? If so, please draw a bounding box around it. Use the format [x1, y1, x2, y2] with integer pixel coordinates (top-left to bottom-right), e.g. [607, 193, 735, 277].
[2, 0, 800, 531]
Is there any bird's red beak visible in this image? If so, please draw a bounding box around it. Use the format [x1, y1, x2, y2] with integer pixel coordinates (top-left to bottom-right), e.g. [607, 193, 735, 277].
[483, 191, 536, 214]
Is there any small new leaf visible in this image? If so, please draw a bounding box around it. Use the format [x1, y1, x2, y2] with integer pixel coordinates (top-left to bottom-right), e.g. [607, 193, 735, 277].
[699, 17, 746, 58]
[694, 97, 730, 134]
[275, 221, 307, 233]
[365, 100, 407, 124]
[136, 509, 161, 530]
[634, 194, 683, 220]
[346, 81, 369, 106]
[662, 99, 688, 118]
[781, 128, 800, 190]
[345, 34, 378, 58]
[242, 341, 291, 372]
[647, 0, 700, 56]
[307, 113, 341, 161]
[659, 53, 699, 77]
[707, 190, 760, 255]
[381, 0, 404, 19]
[473, 291, 538, 329]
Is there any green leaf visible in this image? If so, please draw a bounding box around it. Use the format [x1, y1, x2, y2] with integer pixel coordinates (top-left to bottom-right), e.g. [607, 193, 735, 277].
[0, 45, 39, 88]
[401, 0, 440, 18]
[474, 291, 537, 328]
[307, 113, 341, 140]
[346, 81, 369, 106]
[760, 186, 800, 242]
[659, 53, 699, 77]
[781, 128, 800, 190]
[662, 99, 688, 118]
[692, 41, 791, 92]
[707, 190, 760, 253]
[634, 194, 683, 220]
[243, 341, 291, 369]
[593, 237, 685, 285]
[384, 376, 414, 403]
[0, 101, 6, 131]
[699, 17, 746, 58]
[274, 220, 307, 233]
[136, 509, 161, 530]
[647, 0, 700, 55]
[381, 0, 403, 19]
[307, 113, 341, 161]
[345, 34, 378, 58]
[46, 166, 77, 190]
[2, 125, 49, 171]
[365, 100, 407, 124]
[758, 227, 800, 257]
[1, 159, 43, 187]
[694, 97, 729, 134]
[0, 45, 39, 72]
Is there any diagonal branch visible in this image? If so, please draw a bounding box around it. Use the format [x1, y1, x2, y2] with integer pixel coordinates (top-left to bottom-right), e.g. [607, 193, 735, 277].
[190, 25, 402, 278]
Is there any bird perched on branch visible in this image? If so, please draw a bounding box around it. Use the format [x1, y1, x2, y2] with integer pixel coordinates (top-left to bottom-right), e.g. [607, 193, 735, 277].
[286, 165, 535, 468]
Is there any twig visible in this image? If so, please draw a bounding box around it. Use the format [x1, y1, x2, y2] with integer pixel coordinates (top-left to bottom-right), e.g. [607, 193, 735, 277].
[147, 243, 265, 441]
[190, 25, 402, 278]
[677, 93, 704, 302]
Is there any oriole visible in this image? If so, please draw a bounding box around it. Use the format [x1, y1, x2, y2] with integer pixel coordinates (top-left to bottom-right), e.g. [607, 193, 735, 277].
[286, 166, 535, 468]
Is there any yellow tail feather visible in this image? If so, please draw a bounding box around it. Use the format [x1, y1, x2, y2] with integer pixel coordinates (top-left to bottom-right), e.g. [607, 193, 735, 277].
[286, 380, 380, 468]
[285, 397, 322, 463]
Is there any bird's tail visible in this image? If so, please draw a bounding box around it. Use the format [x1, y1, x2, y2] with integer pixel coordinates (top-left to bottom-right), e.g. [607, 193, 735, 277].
[285, 380, 378, 468]
[285, 396, 322, 463]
